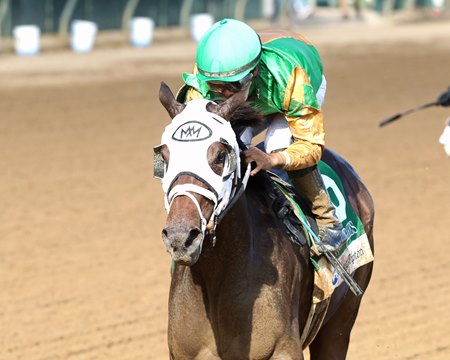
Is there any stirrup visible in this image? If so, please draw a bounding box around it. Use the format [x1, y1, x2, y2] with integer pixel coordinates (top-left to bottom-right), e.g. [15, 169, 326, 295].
[318, 223, 346, 252]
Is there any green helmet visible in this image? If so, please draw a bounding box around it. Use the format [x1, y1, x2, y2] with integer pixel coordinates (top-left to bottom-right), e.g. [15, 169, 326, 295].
[196, 19, 262, 82]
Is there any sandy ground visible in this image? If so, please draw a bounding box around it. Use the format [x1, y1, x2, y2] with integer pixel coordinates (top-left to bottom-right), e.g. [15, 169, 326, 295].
[1, 12, 449, 360]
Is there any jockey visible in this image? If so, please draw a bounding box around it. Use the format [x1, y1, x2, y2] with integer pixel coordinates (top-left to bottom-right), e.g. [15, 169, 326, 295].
[180, 18, 345, 252]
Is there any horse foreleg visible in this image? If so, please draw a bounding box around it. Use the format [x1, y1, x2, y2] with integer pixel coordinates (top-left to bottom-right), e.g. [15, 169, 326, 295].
[308, 262, 373, 360]
[307, 307, 356, 360]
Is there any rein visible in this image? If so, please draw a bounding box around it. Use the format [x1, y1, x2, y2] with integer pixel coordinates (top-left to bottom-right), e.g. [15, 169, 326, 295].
[206, 137, 252, 237]
[206, 162, 251, 244]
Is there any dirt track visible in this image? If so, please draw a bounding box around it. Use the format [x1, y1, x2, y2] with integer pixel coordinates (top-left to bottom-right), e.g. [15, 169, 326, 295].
[1, 16, 449, 360]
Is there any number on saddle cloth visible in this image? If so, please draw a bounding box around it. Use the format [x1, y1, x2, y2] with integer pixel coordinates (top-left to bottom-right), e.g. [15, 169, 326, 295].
[266, 160, 365, 255]
[266, 162, 372, 295]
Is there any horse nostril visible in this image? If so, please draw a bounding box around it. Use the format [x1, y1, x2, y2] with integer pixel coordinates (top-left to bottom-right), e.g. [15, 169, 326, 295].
[185, 228, 201, 248]
[162, 227, 201, 250]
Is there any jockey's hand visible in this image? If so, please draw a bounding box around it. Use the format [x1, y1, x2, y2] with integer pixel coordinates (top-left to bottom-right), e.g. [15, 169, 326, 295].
[243, 147, 285, 176]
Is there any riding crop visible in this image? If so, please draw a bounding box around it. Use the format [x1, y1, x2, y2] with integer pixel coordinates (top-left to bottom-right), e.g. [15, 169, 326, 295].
[379, 86, 450, 127]
[295, 215, 364, 297]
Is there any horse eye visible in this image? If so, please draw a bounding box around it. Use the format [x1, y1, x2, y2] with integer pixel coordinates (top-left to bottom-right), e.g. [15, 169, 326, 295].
[215, 151, 226, 164]
[207, 143, 227, 176]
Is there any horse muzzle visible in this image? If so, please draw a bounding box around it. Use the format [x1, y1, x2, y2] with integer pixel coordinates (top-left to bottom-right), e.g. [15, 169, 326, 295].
[162, 225, 204, 265]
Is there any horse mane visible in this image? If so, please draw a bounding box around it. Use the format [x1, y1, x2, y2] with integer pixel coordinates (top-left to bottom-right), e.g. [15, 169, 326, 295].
[229, 102, 265, 138]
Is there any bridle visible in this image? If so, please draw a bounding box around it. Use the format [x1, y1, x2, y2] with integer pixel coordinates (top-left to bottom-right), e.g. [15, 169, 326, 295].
[154, 99, 251, 242]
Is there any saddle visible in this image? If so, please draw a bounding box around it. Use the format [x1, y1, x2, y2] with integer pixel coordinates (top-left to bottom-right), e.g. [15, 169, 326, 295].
[260, 164, 373, 293]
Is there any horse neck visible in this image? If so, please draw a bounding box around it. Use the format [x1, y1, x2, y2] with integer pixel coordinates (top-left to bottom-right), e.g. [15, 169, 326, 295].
[196, 193, 253, 277]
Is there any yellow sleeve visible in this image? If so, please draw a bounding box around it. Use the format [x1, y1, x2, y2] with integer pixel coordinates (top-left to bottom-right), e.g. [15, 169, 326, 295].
[280, 109, 325, 170]
[185, 87, 204, 102]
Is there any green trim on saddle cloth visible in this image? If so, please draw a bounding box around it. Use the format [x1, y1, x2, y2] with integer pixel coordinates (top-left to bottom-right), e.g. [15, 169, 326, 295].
[273, 182, 313, 248]
[317, 161, 374, 289]
[272, 161, 374, 302]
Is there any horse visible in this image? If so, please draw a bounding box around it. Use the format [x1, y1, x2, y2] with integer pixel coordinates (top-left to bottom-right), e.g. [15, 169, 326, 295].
[155, 82, 374, 360]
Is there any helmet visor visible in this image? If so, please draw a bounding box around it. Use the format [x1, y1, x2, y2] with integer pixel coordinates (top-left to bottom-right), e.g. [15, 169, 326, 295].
[207, 72, 254, 95]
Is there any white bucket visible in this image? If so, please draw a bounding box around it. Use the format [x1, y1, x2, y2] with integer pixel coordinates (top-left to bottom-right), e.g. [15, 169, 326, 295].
[432, 0, 445, 8]
[13, 25, 41, 56]
[70, 20, 97, 53]
[129, 17, 155, 47]
[190, 13, 214, 43]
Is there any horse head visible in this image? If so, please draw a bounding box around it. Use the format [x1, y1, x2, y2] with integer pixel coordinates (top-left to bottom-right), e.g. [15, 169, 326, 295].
[155, 82, 250, 265]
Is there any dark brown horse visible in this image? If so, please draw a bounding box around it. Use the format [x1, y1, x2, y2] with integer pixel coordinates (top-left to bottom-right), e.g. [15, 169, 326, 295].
[156, 82, 374, 360]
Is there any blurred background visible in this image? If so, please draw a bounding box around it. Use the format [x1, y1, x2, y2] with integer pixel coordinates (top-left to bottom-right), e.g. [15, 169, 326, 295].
[0, 1, 449, 360]
[4, 0, 446, 35]
[0, 0, 449, 47]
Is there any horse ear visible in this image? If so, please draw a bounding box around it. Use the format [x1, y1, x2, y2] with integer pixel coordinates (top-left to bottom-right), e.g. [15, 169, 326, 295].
[211, 85, 250, 121]
[159, 82, 186, 119]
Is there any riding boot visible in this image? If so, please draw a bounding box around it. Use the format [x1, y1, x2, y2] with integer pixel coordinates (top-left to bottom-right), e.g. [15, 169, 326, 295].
[288, 165, 346, 252]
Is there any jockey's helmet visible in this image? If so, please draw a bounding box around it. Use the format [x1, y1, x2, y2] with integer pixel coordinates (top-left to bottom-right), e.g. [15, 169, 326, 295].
[196, 19, 262, 83]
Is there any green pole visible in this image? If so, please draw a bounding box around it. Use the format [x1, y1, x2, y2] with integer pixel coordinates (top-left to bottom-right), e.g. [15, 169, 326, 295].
[58, 0, 80, 37]
[121, 0, 140, 31]
[234, 0, 249, 20]
[180, 0, 194, 28]
[159, 0, 168, 27]
[44, 0, 54, 33]
[0, 0, 10, 37]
